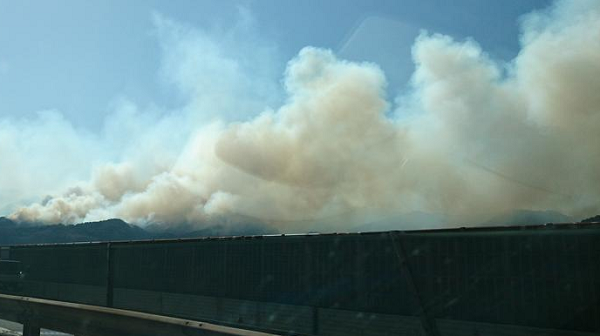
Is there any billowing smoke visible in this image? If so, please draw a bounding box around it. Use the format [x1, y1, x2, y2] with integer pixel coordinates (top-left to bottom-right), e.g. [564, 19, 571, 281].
[3, 1, 600, 231]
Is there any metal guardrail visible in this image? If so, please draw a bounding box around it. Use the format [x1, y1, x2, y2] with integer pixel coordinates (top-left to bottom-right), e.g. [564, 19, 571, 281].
[0, 293, 279, 336]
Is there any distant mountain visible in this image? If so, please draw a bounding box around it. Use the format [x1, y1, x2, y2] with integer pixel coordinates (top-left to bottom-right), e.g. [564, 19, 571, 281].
[155, 223, 278, 239]
[0, 218, 151, 245]
[144, 213, 279, 238]
[481, 209, 574, 227]
[352, 211, 449, 232]
[0, 217, 279, 246]
[0, 209, 588, 246]
[0, 216, 17, 229]
[581, 215, 600, 223]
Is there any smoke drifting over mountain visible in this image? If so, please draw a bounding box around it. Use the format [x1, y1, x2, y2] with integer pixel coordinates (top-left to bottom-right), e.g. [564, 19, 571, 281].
[3, 1, 600, 231]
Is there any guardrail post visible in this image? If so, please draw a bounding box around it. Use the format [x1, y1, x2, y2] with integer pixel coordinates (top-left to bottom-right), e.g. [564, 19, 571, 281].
[22, 320, 40, 336]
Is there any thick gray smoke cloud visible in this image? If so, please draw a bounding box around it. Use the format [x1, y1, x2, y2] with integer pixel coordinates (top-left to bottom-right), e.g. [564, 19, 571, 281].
[4, 1, 600, 231]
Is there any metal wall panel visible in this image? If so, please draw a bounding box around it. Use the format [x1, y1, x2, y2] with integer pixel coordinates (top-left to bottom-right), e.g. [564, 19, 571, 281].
[2, 224, 600, 335]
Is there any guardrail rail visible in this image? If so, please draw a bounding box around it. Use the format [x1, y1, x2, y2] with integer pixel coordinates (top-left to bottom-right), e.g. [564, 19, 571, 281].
[0, 293, 279, 336]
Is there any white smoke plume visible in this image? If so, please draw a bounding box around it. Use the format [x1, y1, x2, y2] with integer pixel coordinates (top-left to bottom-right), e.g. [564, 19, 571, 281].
[3, 1, 600, 231]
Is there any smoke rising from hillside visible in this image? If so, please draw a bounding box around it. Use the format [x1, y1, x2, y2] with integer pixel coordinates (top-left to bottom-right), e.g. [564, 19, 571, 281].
[4, 1, 600, 230]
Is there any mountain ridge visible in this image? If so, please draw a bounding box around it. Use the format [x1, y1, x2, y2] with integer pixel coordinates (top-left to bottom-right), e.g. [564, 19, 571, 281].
[0, 209, 596, 246]
[0, 217, 278, 245]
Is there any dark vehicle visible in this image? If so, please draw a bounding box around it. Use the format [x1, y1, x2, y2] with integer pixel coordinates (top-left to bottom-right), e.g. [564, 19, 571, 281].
[0, 260, 24, 292]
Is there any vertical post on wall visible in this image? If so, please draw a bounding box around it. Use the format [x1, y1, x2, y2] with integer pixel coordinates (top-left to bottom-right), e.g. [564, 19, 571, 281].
[312, 306, 319, 335]
[22, 320, 40, 336]
[389, 232, 441, 336]
[105, 242, 114, 308]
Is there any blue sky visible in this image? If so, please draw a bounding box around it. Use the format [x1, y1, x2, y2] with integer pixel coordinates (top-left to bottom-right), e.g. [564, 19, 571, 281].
[0, 0, 551, 130]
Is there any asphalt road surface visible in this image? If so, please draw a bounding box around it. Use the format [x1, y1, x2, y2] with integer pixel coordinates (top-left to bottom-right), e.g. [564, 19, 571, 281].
[0, 320, 70, 336]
